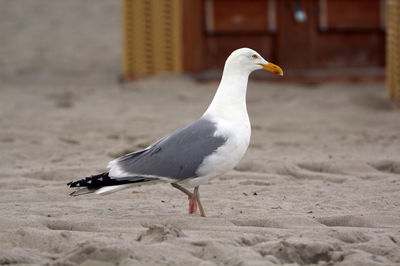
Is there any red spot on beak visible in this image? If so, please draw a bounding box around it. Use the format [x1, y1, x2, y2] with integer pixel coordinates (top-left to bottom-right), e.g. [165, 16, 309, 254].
[273, 71, 280, 75]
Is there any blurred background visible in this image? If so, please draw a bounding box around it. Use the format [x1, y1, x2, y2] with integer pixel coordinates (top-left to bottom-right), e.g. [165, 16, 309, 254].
[0, 1, 121, 84]
[122, 0, 390, 81]
[180, 0, 387, 81]
[0, 0, 398, 91]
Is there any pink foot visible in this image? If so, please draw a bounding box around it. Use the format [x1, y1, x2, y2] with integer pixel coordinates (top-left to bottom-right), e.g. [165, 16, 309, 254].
[189, 197, 197, 214]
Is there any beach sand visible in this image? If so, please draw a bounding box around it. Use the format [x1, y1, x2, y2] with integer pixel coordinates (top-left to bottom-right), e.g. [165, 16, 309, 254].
[1, 1, 400, 265]
[1, 77, 400, 265]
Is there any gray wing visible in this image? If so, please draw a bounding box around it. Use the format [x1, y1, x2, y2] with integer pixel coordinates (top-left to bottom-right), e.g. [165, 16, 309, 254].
[110, 118, 226, 181]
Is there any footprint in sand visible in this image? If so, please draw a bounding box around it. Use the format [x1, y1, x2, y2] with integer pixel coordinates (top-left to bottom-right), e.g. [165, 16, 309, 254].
[316, 215, 374, 228]
[136, 224, 186, 243]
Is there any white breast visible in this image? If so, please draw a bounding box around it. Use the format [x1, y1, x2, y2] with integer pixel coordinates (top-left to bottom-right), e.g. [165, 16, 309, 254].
[180, 115, 251, 188]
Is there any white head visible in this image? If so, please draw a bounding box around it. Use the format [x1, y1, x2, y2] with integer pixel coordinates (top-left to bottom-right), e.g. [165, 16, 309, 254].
[224, 48, 283, 76]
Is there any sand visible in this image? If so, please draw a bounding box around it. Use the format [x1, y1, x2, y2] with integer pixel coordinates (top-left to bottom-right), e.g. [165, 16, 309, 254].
[1, 1, 400, 265]
[1, 77, 400, 265]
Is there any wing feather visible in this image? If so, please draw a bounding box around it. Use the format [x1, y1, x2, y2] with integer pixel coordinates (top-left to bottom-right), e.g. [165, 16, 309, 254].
[108, 118, 226, 181]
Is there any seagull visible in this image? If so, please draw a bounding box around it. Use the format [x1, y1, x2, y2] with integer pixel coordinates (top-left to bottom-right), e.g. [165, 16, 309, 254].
[68, 48, 283, 217]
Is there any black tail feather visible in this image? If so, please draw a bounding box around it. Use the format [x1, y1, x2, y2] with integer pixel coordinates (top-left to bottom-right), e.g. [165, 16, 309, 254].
[67, 172, 152, 189]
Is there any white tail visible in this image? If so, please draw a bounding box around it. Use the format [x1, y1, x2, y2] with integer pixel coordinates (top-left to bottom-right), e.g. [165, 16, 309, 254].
[95, 184, 134, 195]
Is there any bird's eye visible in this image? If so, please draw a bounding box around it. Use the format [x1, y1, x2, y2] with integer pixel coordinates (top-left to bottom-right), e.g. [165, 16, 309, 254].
[252, 54, 258, 59]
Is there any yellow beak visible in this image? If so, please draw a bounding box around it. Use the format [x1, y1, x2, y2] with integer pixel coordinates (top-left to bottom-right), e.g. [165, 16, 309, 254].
[259, 62, 283, 76]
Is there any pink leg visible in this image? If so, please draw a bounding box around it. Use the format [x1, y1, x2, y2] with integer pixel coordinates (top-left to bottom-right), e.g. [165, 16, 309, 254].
[189, 195, 197, 213]
[171, 183, 197, 214]
[194, 186, 206, 217]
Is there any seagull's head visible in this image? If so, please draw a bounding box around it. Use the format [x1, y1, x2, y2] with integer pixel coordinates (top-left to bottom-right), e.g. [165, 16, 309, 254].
[225, 48, 283, 76]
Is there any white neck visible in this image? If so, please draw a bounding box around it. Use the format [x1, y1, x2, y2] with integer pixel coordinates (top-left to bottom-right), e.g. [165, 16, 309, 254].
[203, 66, 250, 123]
